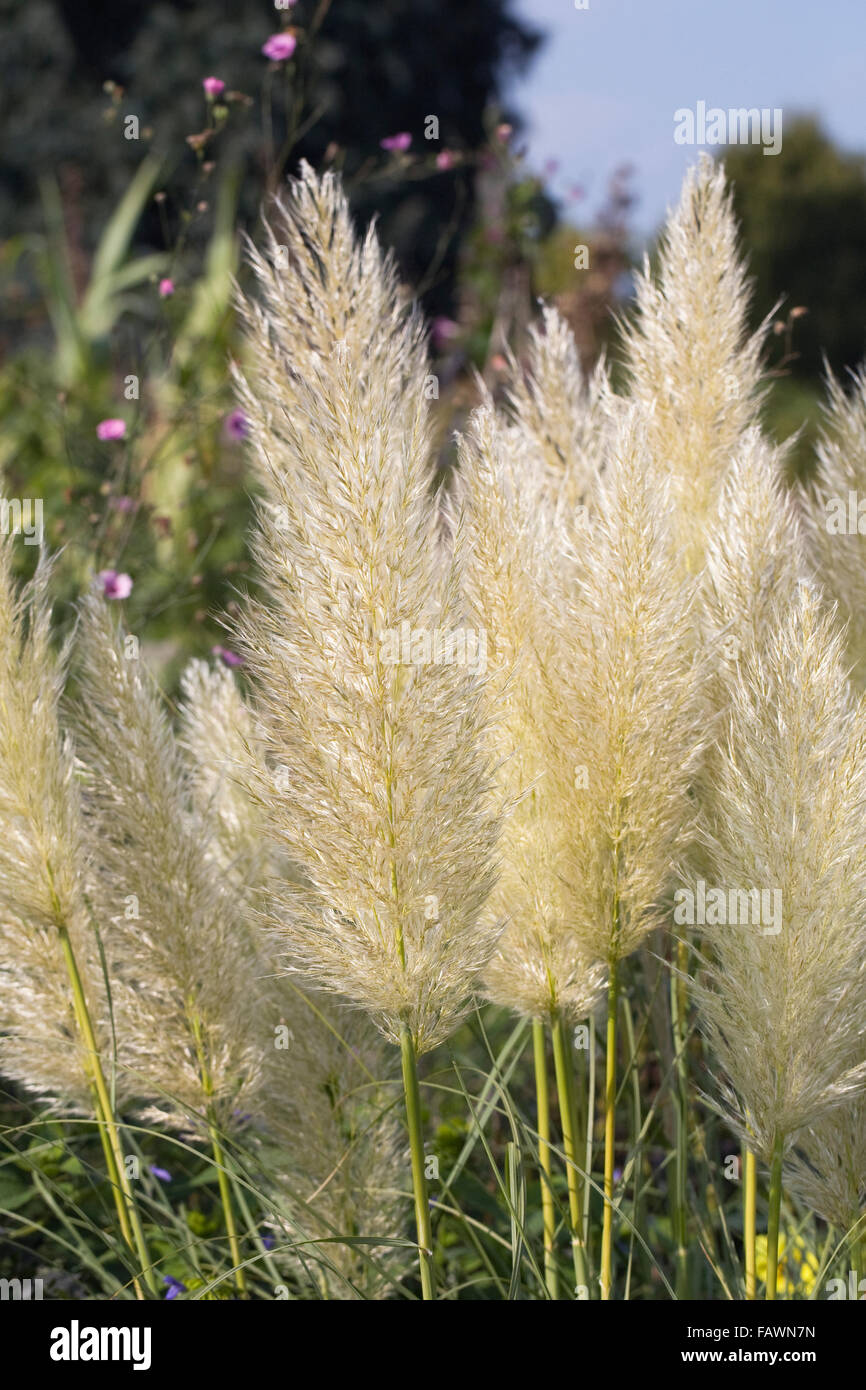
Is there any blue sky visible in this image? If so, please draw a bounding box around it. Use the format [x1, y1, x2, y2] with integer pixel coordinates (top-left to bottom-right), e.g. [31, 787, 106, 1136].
[509, 0, 866, 238]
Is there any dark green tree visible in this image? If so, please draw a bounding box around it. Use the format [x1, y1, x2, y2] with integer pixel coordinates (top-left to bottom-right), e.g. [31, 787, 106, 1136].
[1, 0, 541, 319]
[723, 116, 866, 378]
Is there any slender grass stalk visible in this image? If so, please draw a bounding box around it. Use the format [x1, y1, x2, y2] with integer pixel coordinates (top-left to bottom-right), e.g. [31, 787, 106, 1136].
[744, 1146, 757, 1299]
[400, 1024, 434, 1301]
[600, 958, 619, 1300]
[671, 937, 689, 1298]
[583, 1014, 596, 1268]
[621, 994, 643, 1299]
[90, 1100, 135, 1248]
[851, 1226, 864, 1288]
[207, 1119, 247, 1297]
[188, 1004, 247, 1298]
[765, 1133, 785, 1301]
[532, 1019, 558, 1299]
[57, 922, 156, 1296]
[505, 1141, 526, 1298]
[551, 1012, 589, 1296]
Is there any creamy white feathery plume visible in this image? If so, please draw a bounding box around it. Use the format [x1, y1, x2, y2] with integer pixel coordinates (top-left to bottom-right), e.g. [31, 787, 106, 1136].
[0, 539, 117, 1109]
[232, 164, 501, 1054]
[541, 406, 709, 970]
[178, 658, 272, 896]
[787, 1100, 866, 1236]
[456, 401, 606, 1023]
[799, 364, 866, 686]
[501, 303, 610, 521]
[691, 583, 866, 1160]
[71, 597, 269, 1133]
[703, 430, 806, 672]
[177, 657, 410, 1297]
[696, 429, 810, 857]
[621, 155, 769, 565]
[260, 1001, 408, 1300]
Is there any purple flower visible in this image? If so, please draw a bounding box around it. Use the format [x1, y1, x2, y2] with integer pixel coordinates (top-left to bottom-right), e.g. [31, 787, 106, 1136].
[380, 132, 412, 153]
[163, 1276, 186, 1300]
[202, 76, 226, 98]
[149, 1165, 172, 1183]
[431, 316, 459, 351]
[224, 409, 248, 441]
[97, 570, 133, 600]
[109, 495, 137, 514]
[435, 150, 455, 171]
[96, 418, 126, 441]
[158, 278, 175, 298]
[262, 1233, 275, 1251]
[212, 645, 244, 668]
[262, 33, 297, 62]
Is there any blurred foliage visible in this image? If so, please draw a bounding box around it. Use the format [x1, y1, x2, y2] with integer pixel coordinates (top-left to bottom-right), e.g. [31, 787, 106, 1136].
[724, 117, 866, 380]
[722, 118, 866, 478]
[2, 7, 863, 682]
[1, 0, 541, 321]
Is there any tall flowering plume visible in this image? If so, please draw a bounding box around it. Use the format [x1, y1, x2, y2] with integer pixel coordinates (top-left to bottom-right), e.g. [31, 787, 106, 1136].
[691, 582, 866, 1163]
[460, 398, 706, 1297]
[696, 430, 809, 851]
[261, 1001, 409, 1300]
[232, 164, 501, 1057]
[178, 658, 273, 897]
[799, 363, 866, 687]
[71, 596, 269, 1135]
[786, 1099, 866, 1243]
[456, 401, 605, 1025]
[542, 406, 708, 969]
[0, 539, 114, 1108]
[500, 304, 610, 521]
[177, 660, 411, 1299]
[544, 406, 707, 1298]
[703, 430, 806, 673]
[621, 155, 769, 566]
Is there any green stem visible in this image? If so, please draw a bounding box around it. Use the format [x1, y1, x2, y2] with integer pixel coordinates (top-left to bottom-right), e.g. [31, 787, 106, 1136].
[671, 937, 689, 1299]
[400, 1024, 434, 1300]
[532, 1019, 558, 1299]
[621, 993, 643, 1299]
[583, 1013, 596, 1264]
[551, 1012, 589, 1297]
[208, 1119, 247, 1297]
[188, 1003, 246, 1297]
[600, 957, 619, 1300]
[851, 1226, 864, 1288]
[58, 924, 157, 1296]
[744, 1146, 757, 1300]
[765, 1133, 785, 1301]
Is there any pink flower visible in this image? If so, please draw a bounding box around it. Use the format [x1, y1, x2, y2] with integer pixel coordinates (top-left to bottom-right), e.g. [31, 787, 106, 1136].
[380, 132, 412, 153]
[96, 418, 126, 441]
[262, 33, 297, 62]
[97, 570, 133, 600]
[158, 278, 175, 298]
[431, 317, 460, 350]
[212, 644, 244, 668]
[496, 123, 512, 143]
[435, 150, 455, 171]
[224, 410, 249, 441]
[202, 77, 225, 98]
